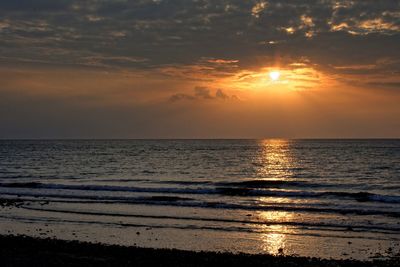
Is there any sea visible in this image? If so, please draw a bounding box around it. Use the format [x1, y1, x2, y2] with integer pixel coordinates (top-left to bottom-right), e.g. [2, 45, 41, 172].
[0, 139, 399, 260]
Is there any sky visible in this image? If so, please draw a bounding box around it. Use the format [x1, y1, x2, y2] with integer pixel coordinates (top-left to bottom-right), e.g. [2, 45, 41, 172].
[0, 0, 399, 139]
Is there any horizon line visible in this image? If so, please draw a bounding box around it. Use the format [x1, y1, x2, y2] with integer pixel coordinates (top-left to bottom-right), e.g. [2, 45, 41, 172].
[1, 138, 399, 141]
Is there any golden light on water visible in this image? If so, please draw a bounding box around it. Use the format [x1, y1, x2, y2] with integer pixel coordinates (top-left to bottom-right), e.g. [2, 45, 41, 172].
[252, 140, 298, 255]
[255, 139, 294, 179]
[258, 211, 295, 255]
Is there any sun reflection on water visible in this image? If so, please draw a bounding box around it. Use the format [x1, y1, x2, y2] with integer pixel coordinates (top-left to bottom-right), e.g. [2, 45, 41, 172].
[254, 139, 295, 179]
[256, 211, 295, 255]
[253, 140, 298, 255]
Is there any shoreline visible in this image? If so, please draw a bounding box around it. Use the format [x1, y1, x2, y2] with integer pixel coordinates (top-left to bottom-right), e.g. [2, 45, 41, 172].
[1, 235, 399, 267]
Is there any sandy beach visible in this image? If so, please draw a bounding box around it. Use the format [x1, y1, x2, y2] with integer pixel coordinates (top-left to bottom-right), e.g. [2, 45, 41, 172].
[1, 234, 399, 267]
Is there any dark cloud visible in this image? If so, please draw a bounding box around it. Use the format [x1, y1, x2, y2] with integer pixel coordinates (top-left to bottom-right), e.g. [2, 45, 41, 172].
[169, 87, 237, 102]
[215, 89, 229, 99]
[0, 0, 70, 11]
[194, 87, 214, 99]
[0, 0, 398, 75]
[367, 82, 400, 89]
[169, 93, 196, 102]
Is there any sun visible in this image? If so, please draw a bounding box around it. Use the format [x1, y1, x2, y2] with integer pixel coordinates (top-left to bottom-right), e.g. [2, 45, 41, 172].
[269, 71, 280, 81]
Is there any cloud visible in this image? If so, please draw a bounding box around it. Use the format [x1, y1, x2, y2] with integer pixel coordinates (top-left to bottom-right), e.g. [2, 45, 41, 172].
[0, 0, 398, 71]
[0, 0, 70, 11]
[367, 82, 400, 89]
[0, 0, 399, 91]
[215, 89, 229, 99]
[251, 1, 268, 18]
[169, 93, 196, 102]
[205, 58, 239, 64]
[194, 87, 214, 99]
[329, 1, 400, 35]
[169, 87, 238, 102]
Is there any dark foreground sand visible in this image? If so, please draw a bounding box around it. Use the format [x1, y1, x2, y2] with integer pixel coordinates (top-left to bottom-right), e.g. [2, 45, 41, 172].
[0, 235, 399, 267]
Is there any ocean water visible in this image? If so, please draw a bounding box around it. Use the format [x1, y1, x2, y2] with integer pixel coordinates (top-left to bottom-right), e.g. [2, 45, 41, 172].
[0, 139, 399, 260]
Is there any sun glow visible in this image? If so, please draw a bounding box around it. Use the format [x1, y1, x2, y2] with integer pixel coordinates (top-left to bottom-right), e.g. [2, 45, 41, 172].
[269, 71, 281, 81]
[218, 65, 327, 92]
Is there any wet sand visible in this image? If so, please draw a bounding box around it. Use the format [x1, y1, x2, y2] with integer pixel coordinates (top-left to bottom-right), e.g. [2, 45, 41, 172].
[1, 235, 399, 267]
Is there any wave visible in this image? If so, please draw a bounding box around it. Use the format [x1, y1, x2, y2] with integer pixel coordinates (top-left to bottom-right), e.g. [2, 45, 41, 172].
[1, 182, 400, 204]
[3, 213, 399, 241]
[218, 180, 306, 188]
[217, 187, 400, 204]
[21, 206, 400, 234]
[0, 182, 215, 194]
[217, 179, 364, 189]
[153, 180, 213, 185]
[2, 192, 400, 218]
